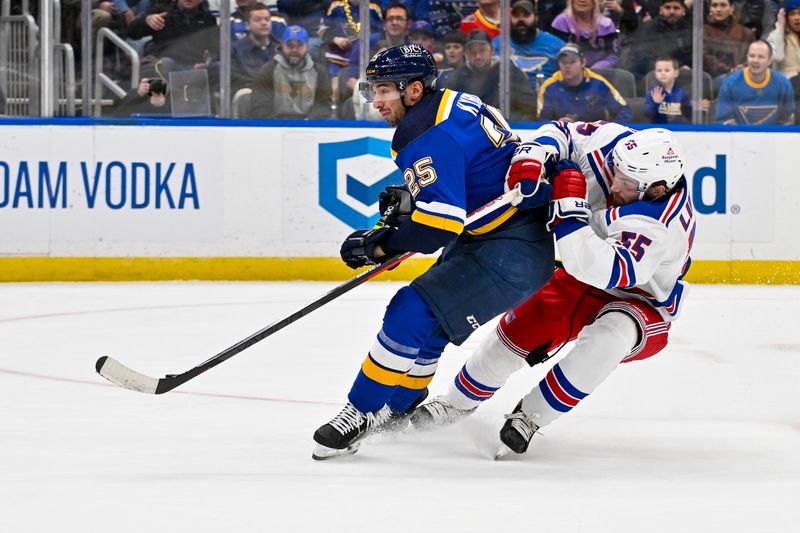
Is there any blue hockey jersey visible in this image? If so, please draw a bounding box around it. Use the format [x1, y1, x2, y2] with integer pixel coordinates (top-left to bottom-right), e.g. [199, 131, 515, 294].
[643, 84, 692, 124]
[386, 89, 523, 254]
[715, 68, 795, 125]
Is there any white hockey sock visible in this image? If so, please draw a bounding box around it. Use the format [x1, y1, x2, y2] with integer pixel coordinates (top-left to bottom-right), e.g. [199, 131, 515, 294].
[521, 311, 639, 428]
[445, 328, 528, 411]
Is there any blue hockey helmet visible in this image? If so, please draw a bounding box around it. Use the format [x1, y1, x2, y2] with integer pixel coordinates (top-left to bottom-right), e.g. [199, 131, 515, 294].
[359, 44, 438, 102]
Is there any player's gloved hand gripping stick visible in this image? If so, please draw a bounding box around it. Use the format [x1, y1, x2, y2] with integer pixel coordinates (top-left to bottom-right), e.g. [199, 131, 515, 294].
[95, 187, 524, 395]
[339, 186, 412, 269]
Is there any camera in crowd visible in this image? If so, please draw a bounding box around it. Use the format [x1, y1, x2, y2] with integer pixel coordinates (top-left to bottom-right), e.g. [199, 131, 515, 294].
[147, 78, 167, 96]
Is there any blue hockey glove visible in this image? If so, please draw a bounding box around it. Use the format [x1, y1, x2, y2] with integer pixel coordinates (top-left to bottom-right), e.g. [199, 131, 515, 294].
[340, 226, 395, 269]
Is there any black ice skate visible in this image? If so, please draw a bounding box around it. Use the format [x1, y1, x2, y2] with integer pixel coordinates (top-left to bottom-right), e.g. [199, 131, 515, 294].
[409, 395, 477, 431]
[374, 388, 430, 434]
[312, 402, 390, 460]
[496, 400, 540, 458]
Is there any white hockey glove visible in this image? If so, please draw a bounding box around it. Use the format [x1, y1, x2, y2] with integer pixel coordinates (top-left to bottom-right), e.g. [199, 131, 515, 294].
[504, 143, 559, 210]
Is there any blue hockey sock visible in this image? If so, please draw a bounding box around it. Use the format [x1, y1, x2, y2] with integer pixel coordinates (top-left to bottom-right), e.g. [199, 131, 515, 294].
[348, 286, 444, 413]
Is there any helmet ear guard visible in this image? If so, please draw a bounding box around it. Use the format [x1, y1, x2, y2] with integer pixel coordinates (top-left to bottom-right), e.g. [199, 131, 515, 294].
[610, 129, 684, 199]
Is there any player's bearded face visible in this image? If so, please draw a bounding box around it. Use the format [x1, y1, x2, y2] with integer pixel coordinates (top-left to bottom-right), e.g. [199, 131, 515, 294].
[361, 82, 406, 126]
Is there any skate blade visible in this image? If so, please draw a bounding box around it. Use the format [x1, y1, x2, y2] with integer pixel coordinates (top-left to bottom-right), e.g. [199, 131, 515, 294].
[494, 443, 516, 461]
[312, 442, 361, 461]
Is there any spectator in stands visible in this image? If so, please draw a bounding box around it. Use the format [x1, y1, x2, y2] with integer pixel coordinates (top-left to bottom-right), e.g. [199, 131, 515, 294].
[127, 0, 220, 79]
[231, 0, 287, 42]
[732, 0, 774, 39]
[704, 0, 756, 90]
[250, 25, 333, 119]
[766, 1, 800, 79]
[441, 29, 537, 121]
[537, 0, 567, 30]
[550, 0, 620, 69]
[408, 20, 438, 55]
[426, 1, 479, 39]
[276, 0, 326, 56]
[460, 0, 501, 39]
[716, 39, 796, 124]
[601, 0, 639, 38]
[341, 4, 412, 107]
[377, 0, 427, 20]
[538, 43, 633, 121]
[492, 0, 565, 90]
[442, 30, 467, 70]
[92, 1, 119, 41]
[644, 56, 694, 123]
[319, 0, 383, 103]
[112, 0, 150, 25]
[437, 31, 467, 85]
[231, 3, 280, 91]
[624, 0, 692, 79]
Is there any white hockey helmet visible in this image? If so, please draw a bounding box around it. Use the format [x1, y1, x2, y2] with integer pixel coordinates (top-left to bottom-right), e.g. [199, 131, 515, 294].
[611, 128, 684, 198]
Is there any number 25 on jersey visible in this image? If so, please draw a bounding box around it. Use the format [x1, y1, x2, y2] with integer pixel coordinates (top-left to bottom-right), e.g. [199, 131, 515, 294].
[403, 156, 438, 197]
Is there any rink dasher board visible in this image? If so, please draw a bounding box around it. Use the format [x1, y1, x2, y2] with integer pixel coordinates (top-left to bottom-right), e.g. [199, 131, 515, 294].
[0, 119, 798, 283]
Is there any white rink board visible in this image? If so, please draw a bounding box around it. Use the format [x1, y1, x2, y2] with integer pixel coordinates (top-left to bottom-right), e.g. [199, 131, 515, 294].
[0, 123, 798, 260]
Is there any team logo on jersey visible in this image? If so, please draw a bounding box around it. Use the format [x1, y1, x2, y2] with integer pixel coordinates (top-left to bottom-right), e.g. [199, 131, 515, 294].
[318, 137, 403, 228]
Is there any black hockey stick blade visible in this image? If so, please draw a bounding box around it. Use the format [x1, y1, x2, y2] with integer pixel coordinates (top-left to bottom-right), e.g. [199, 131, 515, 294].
[95, 187, 522, 395]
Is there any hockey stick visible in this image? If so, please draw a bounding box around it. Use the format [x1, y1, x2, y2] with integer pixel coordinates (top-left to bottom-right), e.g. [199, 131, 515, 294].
[95, 187, 522, 394]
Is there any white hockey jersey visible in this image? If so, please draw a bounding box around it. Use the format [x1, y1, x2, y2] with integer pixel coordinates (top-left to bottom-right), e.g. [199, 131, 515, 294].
[524, 120, 696, 321]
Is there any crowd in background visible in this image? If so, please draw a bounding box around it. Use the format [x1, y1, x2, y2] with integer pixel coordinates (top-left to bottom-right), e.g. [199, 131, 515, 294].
[35, 0, 800, 123]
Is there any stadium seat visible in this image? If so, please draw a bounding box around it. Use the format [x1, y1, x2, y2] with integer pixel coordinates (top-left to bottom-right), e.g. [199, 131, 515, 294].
[592, 68, 637, 99]
[232, 88, 252, 119]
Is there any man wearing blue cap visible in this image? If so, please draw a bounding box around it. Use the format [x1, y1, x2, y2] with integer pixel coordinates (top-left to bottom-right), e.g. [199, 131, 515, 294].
[249, 25, 333, 119]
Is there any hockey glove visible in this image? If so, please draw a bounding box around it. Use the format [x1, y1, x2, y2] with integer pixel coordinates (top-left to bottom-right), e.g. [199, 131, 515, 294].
[547, 160, 591, 231]
[340, 226, 395, 269]
[378, 186, 415, 227]
[504, 143, 558, 210]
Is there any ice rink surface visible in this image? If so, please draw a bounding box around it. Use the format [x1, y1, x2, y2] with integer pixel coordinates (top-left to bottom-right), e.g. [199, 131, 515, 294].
[1, 281, 798, 532]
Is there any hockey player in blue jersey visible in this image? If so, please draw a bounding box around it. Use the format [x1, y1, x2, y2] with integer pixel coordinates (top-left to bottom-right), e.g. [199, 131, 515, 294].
[312, 44, 556, 459]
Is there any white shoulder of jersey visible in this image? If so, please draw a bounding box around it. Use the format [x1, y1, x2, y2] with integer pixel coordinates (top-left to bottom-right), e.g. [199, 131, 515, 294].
[525, 121, 636, 163]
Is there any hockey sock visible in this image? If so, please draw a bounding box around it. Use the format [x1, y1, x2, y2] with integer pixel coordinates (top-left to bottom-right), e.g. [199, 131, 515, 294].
[348, 286, 443, 413]
[522, 311, 638, 427]
[386, 334, 448, 412]
[445, 326, 529, 411]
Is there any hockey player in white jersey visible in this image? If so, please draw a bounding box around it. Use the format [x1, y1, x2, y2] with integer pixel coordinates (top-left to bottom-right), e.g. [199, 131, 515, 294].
[410, 122, 697, 455]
